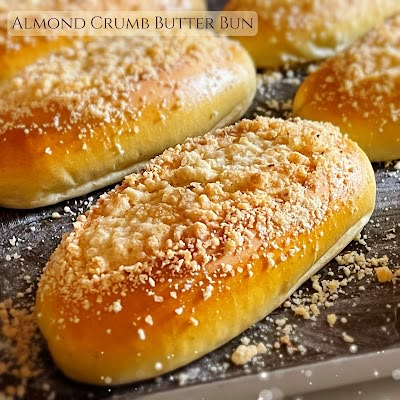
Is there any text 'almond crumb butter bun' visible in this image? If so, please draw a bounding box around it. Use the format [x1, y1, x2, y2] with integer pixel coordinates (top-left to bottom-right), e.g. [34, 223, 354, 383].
[35, 117, 376, 385]
[0, 0, 206, 80]
[293, 13, 400, 162]
[223, 0, 400, 68]
[0, 33, 256, 209]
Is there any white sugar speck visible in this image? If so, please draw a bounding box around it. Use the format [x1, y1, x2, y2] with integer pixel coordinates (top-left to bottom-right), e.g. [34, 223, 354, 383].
[202, 284, 213, 301]
[138, 328, 146, 341]
[112, 299, 122, 313]
[175, 307, 184, 315]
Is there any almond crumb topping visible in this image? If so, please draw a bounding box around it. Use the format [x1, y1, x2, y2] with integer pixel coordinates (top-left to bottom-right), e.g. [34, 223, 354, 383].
[0, 33, 238, 138]
[297, 14, 400, 129]
[37, 117, 362, 324]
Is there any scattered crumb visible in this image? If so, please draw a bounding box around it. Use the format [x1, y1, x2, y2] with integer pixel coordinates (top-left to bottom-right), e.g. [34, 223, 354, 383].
[231, 340, 270, 366]
[0, 299, 42, 399]
[342, 332, 355, 344]
[256, 70, 283, 87]
[353, 233, 370, 250]
[275, 318, 287, 327]
[256, 342, 267, 354]
[375, 266, 393, 283]
[327, 314, 337, 327]
[240, 336, 251, 346]
[254, 69, 302, 119]
[293, 306, 310, 320]
[231, 344, 258, 366]
[279, 335, 292, 346]
[384, 233, 396, 241]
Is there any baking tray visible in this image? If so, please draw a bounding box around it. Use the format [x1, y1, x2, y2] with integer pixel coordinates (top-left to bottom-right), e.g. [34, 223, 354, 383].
[1, 3, 400, 399]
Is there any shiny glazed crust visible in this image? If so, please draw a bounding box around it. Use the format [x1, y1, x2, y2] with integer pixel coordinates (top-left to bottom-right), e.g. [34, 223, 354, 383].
[223, 0, 400, 67]
[293, 14, 400, 161]
[35, 117, 376, 385]
[0, 34, 255, 208]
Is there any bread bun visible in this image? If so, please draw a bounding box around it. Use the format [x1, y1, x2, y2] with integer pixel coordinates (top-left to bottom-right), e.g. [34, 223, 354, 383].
[0, 34, 255, 208]
[35, 117, 376, 385]
[0, 0, 206, 80]
[293, 14, 400, 161]
[223, 0, 400, 68]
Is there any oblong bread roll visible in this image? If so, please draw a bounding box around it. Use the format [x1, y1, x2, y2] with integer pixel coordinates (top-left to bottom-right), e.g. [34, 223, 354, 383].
[0, 0, 206, 80]
[35, 117, 376, 385]
[0, 34, 255, 208]
[293, 14, 400, 161]
[223, 0, 400, 68]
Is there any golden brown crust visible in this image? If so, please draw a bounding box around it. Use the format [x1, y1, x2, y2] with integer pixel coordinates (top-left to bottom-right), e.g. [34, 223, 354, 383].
[224, 0, 400, 67]
[0, 33, 255, 208]
[0, 0, 206, 80]
[293, 14, 400, 161]
[35, 117, 376, 385]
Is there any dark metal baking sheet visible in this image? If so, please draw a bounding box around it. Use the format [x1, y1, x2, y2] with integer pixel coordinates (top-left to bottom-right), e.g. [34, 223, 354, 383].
[1, 5, 400, 400]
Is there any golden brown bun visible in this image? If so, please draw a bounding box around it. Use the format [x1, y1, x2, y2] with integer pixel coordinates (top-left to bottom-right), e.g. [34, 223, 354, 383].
[223, 0, 400, 68]
[35, 117, 376, 385]
[0, 0, 206, 80]
[293, 14, 400, 161]
[0, 34, 255, 209]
